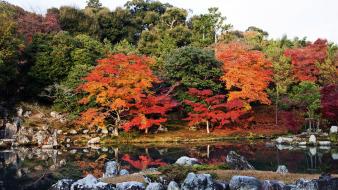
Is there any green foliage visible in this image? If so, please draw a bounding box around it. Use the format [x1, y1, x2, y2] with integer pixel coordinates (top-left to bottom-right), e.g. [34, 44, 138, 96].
[164, 46, 222, 92]
[191, 7, 231, 46]
[0, 12, 23, 93]
[289, 81, 321, 118]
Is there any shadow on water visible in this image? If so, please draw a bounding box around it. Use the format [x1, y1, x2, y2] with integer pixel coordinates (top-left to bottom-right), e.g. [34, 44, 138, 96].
[0, 141, 337, 190]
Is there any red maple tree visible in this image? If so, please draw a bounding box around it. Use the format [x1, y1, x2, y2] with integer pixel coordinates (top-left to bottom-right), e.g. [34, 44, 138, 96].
[123, 94, 177, 134]
[321, 84, 338, 123]
[184, 88, 248, 134]
[284, 39, 328, 82]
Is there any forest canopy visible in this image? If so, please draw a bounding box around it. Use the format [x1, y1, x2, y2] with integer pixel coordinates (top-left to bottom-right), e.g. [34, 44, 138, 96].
[0, 0, 337, 135]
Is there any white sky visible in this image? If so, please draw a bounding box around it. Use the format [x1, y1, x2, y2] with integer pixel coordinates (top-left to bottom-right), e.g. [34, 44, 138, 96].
[7, 0, 338, 43]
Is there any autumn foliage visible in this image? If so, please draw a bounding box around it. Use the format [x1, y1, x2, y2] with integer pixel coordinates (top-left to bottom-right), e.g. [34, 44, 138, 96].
[321, 84, 338, 123]
[284, 39, 328, 82]
[216, 43, 273, 107]
[184, 88, 248, 133]
[123, 95, 177, 133]
[77, 54, 175, 134]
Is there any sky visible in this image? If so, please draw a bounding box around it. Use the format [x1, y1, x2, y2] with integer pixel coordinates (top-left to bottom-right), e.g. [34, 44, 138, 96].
[7, 0, 338, 43]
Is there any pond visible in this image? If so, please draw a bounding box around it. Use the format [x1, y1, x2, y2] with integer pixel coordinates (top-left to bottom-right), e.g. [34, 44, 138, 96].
[0, 141, 337, 190]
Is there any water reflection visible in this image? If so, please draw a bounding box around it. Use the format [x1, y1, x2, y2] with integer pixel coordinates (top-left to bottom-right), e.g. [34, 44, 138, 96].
[0, 142, 337, 190]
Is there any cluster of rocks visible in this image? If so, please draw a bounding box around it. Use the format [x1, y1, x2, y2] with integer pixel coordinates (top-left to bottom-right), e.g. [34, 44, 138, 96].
[275, 126, 338, 147]
[51, 171, 338, 190]
[14, 125, 58, 148]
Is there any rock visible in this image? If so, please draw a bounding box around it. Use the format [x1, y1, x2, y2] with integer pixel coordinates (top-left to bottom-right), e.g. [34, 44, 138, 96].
[299, 142, 307, 146]
[156, 125, 168, 133]
[23, 111, 32, 118]
[57, 130, 63, 135]
[229, 176, 262, 190]
[146, 183, 165, 190]
[317, 173, 338, 190]
[33, 130, 49, 145]
[226, 151, 254, 170]
[116, 181, 145, 190]
[69, 129, 77, 135]
[17, 107, 23, 117]
[119, 169, 129, 176]
[101, 129, 109, 134]
[275, 137, 293, 144]
[16, 134, 30, 145]
[167, 181, 180, 190]
[103, 161, 119, 177]
[330, 126, 338, 134]
[318, 141, 331, 146]
[88, 137, 100, 144]
[42, 145, 53, 149]
[309, 135, 316, 144]
[181, 172, 217, 190]
[50, 111, 58, 118]
[83, 129, 89, 134]
[262, 180, 284, 190]
[5, 123, 17, 138]
[175, 156, 199, 166]
[332, 153, 338, 160]
[70, 174, 113, 190]
[50, 179, 74, 190]
[293, 179, 318, 190]
[276, 165, 288, 174]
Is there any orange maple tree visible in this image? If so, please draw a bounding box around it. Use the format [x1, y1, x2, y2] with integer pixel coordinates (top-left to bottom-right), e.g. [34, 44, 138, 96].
[77, 54, 158, 135]
[184, 88, 248, 133]
[122, 154, 167, 170]
[216, 43, 273, 107]
[284, 39, 328, 82]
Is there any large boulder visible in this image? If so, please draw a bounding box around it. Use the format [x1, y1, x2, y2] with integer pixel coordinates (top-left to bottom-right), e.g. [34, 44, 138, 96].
[229, 176, 262, 190]
[5, 123, 17, 138]
[330, 126, 338, 134]
[275, 137, 293, 144]
[292, 179, 318, 190]
[70, 174, 113, 190]
[146, 183, 165, 190]
[226, 151, 254, 170]
[175, 156, 199, 166]
[119, 169, 129, 176]
[316, 174, 338, 190]
[167, 181, 180, 190]
[181, 172, 220, 190]
[116, 181, 145, 190]
[276, 165, 288, 174]
[50, 179, 74, 190]
[309, 135, 316, 145]
[103, 161, 119, 177]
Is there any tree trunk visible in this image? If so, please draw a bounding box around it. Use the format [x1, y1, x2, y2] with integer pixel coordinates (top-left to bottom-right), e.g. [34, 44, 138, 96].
[206, 120, 210, 134]
[275, 87, 279, 126]
[145, 128, 148, 134]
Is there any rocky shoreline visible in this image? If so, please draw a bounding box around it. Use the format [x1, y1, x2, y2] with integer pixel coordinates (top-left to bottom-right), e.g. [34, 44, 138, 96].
[50, 154, 338, 190]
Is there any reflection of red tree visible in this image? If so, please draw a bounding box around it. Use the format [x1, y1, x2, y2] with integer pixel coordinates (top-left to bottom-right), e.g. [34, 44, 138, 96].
[122, 154, 167, 170]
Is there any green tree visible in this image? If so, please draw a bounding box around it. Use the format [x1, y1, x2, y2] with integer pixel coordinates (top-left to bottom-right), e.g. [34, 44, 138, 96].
[190, 7, 231, 46]
[86, 0, 102, 9]
[164, 47, 222, 99]
[289, 81, 321, 120]
[0, 12, 23, 94]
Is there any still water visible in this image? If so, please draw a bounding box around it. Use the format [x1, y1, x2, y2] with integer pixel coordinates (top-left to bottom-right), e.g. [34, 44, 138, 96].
[0, 141, 337, 190]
